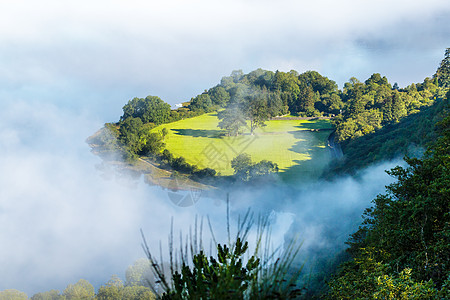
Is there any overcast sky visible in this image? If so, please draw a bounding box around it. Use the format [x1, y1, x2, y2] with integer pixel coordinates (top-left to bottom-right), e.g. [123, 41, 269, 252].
[0, 0, 449, 295]
[1, 0, 449, 120]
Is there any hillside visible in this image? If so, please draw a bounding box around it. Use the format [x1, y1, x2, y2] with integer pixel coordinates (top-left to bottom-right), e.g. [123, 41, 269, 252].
[325, 92, 449, 177]
[88, 49, 450, 190]
[151, 113, 333, 179]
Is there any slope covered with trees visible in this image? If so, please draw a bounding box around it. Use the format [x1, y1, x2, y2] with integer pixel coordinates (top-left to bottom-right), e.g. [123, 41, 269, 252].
[327, 112, 450, 299]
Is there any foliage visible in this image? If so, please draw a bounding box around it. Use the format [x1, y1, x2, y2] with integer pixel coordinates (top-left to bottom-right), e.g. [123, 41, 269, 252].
[31, 290, 63, 300]
[243, 94, 270, 135]
[121, 96, 171, 125]
[0, 289, 28, 300]
[142, 209, 304, 299]
[63, 279, 95, 300]
[157, 149, 216, 180]
[97, 275, 155, 300]
[208, 86, 230, 107]
[118, 117, 165, 160]
[167, 239, 260, 299]
[217, 105, 246, 136]
[231, 153, 279, 182]
[327, 113, 450, 299]
[326, 90, 449, 176]
[328, 248, 447, 300]
[334, 74, 436, 142]
[435, 48, 450, 89]
[126, 258, 153, 287]
[188, 93, 215, 113]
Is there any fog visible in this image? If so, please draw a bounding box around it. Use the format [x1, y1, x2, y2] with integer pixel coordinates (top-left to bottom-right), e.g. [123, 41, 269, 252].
[0, 96, 401, 294]
[0, 0, 448, 296]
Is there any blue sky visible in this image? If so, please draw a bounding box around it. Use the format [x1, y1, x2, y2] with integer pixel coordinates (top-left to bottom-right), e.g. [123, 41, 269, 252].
[0, 0, 448, 295]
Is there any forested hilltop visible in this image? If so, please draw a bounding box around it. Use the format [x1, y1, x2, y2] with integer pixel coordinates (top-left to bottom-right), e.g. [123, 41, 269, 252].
[88, 49, 450, 187]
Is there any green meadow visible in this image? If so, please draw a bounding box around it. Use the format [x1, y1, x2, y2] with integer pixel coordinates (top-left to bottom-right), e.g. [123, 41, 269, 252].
[153, 113, 333, 181]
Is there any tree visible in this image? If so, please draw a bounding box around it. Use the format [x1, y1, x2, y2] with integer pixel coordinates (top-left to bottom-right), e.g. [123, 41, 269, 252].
[63, 279, 95, 300]
[97, 275, 155, 300]
[121, 96, 171, 125]
[298, 70, 338, 95]
[230, 153, 253, 181]
[142, 211, 303, 299]
[31, 290, 63, 300]
[298, 84, 318, 115]
[208, 86, 230, 107]
[119, 117, 144, 158]
[250, 160, 279, 177]
[273, 70, 300, 95]
[217, 105, 246, 136]
[140, 131, 165, 156]
[188, 93, 213, 112]
[0, 289, 28, 300]
[435, 48, 450, 89]
[231, 153, 279, 181]
[125, 258, 152, 287]
[160, 127, 169, 141]
[122, 286, 155, 300]
[243, 95, 269, 135]
[97, 276, 123, 300]
[328, 113, 450, 298]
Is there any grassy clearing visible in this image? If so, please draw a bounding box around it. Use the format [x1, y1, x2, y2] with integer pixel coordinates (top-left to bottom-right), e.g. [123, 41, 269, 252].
[152, 113, 333, 180]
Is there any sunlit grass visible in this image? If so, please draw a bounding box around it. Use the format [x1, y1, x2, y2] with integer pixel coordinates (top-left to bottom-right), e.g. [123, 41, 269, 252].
[152, 113, 333, 179]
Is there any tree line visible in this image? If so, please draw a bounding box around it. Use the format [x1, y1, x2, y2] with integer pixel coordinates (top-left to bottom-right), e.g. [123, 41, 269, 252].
[0, 259, 155, 299]
[327, 112, 449, 299]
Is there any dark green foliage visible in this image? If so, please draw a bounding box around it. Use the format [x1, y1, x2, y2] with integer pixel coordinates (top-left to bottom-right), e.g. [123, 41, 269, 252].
[166, 239, 259, 299]
[142, 210, 304, 299]
[328, 113, 450, 298]
[231, 153, 279, 182]
[188, 93, 214, 113]
[334, 73, 439, 142]
[435, 48, 450, 89]
[230, 153, 253, 181]
[119, 117, 144, 158]
[157, 149, 216, 180]
[216, 69, 340, 118]
[121, 96, 171, 125]
[118, 117, 165, 160]
[192, 167, 216, 179]
[327, 92, 449, 176]
[208, 86, 230, 107]
[298, 71, 339, 96]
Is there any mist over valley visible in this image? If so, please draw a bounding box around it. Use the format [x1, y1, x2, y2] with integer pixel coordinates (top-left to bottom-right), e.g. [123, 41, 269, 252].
[1, 1, 449, 298]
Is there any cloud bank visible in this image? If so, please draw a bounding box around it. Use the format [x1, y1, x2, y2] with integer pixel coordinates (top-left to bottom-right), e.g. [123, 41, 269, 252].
[0, 96, 400, 295]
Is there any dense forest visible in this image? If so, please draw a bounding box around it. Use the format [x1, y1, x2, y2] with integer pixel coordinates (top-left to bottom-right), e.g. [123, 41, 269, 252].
[327, 112, 449, 299]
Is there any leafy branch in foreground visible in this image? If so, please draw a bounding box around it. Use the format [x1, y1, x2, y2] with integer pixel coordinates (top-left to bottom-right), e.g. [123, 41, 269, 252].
[141, 201, 303, 299]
